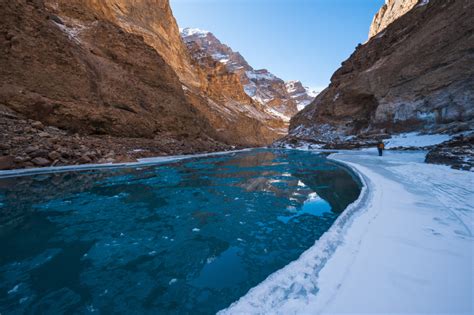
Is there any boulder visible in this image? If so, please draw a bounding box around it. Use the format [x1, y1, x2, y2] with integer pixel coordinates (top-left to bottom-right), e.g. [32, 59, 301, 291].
[31, 120, 44, 130]
[48, 151, 61, 160]
[0, 156, 14, 170]
[31, 157, 51, 166]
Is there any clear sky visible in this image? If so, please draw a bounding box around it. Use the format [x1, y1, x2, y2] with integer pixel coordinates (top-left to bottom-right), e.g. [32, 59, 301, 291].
[170, 0, 384, 91]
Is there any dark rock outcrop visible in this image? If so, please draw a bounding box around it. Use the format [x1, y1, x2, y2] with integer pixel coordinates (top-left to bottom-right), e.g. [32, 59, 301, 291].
[425, 134, 474, 171]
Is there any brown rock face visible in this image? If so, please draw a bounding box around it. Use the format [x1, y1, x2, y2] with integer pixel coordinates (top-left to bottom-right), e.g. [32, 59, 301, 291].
[39, 1, 302, 147]
[0, 0, 225, 156]
[48, 0, 199, 86]
[182, 53, 287, 146]
[369, 0, 419, 39]
[287, 0, 474, 144]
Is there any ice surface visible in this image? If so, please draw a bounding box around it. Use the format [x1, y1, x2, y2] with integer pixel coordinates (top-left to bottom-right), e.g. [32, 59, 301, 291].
[0, 149, 361, 314]
[221, 149, 473, 314]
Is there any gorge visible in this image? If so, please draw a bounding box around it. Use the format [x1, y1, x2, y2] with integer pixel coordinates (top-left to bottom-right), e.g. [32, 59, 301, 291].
[1, 0, 472, 171]
[0, 0, 317, 171]
[1, 0, 473, 314]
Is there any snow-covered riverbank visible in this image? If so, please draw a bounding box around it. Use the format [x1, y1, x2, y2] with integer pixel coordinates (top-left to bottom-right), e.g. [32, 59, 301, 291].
[222, 149, 473, 314]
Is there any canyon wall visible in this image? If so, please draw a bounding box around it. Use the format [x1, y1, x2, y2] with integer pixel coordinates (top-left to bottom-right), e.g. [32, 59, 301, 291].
[0, 0, 316, 163]
[1, 0, 216, 140]
[43, 0, 314, 146]
[282, 0, 474, 146]
[0, 0, 233, 169]
[47, 0, 199, 86]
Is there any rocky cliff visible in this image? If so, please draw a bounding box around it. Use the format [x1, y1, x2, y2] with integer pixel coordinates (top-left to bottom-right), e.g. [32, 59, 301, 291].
[369, 0, 419, 39]
[0, 0, 229, 169]
[280, 0, 473, 147]
[48, 0, 200, 86]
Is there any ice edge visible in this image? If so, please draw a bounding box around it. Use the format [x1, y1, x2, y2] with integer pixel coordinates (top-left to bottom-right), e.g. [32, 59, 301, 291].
[0, 149, 254, 179]
[220, 154, 371, 314]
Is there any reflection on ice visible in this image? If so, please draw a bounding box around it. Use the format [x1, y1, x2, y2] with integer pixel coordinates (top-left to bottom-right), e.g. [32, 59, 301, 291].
[278, 192, 332, 224]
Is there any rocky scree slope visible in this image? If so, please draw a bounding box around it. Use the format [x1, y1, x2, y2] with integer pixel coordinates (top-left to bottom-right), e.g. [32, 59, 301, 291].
[0, 0, 230, 170]
[277, 0, 473, 162]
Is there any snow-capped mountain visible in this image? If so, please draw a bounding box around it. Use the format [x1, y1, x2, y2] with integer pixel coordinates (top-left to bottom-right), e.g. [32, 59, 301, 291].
[180, 28, 316, 119]
[285, 81, 320, 111]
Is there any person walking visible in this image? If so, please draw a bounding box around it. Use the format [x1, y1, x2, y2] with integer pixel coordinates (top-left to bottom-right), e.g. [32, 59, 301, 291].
[377, 141, 385, 156]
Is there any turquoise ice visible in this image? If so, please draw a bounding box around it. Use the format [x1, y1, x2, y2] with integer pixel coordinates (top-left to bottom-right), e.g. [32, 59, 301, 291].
[0, 149, 360, 314]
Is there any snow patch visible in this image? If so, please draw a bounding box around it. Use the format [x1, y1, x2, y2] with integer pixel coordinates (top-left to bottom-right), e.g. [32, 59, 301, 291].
[297, 100, 312, 111]
[417, 0, 430, 7]
[385, 132, 451, 148]
[180, 27, 209, 37]
[265, 108, 291, 123]
[53, 19, 87, 43]
[246, 70, 276, 81]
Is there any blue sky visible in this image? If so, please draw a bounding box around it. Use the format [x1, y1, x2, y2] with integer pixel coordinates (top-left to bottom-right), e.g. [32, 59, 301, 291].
[170, 0, 384, 91]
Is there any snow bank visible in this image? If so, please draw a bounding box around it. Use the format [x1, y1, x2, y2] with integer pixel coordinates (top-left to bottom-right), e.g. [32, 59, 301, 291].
[221, 150, 474, 314]
[385, 132, 451, 148]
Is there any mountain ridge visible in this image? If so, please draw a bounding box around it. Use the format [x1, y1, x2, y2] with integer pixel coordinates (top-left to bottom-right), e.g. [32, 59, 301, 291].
[180, 27, 316, 120]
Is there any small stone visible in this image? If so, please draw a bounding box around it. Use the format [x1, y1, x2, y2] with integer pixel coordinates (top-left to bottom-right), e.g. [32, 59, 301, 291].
[25, 146, 38, 154]
[78, 155, 92, 164]
[30, 149, 49, 158]
[48, 151, 61, 160]
[31, 157, 50, 166]
[48, 14, 64, 25]
[13, 156, 29, 163]
[31, 121, 44, 130]
[0, 156, 14, 170]
[38, 132, 50, 138]
[23, 162, 34, 168]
